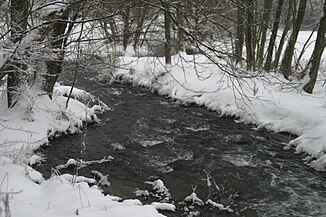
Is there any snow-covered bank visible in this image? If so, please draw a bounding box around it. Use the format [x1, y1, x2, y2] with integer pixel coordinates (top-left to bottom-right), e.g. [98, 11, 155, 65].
[0, 161, 164, 217]
[0, 84, 165, 217]
[0, 85, 104, 156]
[113, 52, 326, 171]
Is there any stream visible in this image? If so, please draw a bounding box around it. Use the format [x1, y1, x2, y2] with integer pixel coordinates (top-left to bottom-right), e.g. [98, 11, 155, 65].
[35, 65, 326, 217]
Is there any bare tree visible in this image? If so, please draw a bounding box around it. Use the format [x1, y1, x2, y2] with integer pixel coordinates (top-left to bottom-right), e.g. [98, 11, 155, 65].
[43, 7, 76, 98]
[162, 0, 171, 65]
[279, 0, 308, 79]
[133, 3, 148, 51]
[234, 0, 245, 64]
[303, 0, 326, 93]
[122, 5, 131, 51]
[176, 1, 185, 52]
[245, 0, 255, 70]
[257, 0, 273, 67]
[1, 1, 84, 106]
[264, 0, 285, 71]
[272, 0, 294, 70]
[6, 0, 29, 107]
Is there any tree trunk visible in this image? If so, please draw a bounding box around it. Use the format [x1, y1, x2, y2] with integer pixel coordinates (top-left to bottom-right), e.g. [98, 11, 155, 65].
[303, 1, 326, 93]
[279, 0, 307, 79]
[7, 0, 29, 107]
[122, 7, 131, 51]
[162, 1, 171, 65]
[264, 0, 284, 71]
[43, 10, 70, 98]
[272, 0, 293, 69]
[234, 0, 245, 64]
[257, 0, 273, 67]
[176, 3, 185, 52]
[109, 18, 119, 44]
[133, 6, 147, 51]
[245, 0, 255, 70]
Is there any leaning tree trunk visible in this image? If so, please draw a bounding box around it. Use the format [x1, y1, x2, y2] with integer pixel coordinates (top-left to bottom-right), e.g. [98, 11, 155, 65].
[303, 0, 326, 93]
[43, 10, 70, 98]
[279, 0, 307, 79]
[7, 0, 29, 107]
[264, 0, 284, 71]
[272, 0, 293, 69]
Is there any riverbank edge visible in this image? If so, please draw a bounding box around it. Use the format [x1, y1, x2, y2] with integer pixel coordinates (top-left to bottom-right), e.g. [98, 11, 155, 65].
[112, 53, 326, 172]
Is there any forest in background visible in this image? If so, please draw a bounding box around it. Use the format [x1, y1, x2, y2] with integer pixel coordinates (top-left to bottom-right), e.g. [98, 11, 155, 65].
[0, 0, 325, 108]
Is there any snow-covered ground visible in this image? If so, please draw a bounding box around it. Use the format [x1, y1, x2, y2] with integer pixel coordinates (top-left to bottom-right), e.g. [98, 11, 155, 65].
[0, 85, 103, 155]
[0, 161, 165, 217]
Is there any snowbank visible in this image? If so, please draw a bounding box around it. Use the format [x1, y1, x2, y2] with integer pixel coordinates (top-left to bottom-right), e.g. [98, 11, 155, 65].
[0, 85, 103, 156]
[0, 163, 164, 217]
[113, 51, 326, 172]
[0, 84, 165, 217]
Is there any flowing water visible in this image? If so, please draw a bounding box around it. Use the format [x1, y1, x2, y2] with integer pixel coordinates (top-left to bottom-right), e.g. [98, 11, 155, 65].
[35, 67, 326, 217]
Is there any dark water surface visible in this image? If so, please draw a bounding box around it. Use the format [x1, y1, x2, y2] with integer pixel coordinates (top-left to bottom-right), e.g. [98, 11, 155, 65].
[35, 69, 326, 217]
